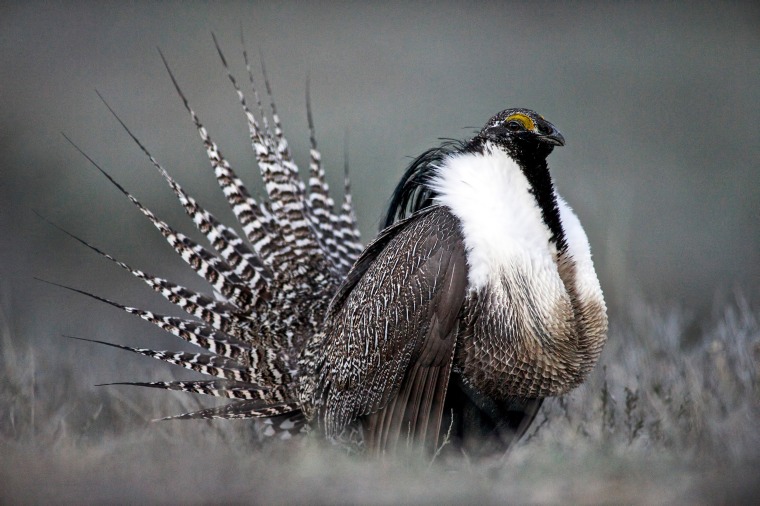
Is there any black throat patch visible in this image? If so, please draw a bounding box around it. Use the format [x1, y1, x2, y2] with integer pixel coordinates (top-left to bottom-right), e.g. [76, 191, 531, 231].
[466, 137, 568, 254]
[519, 155, 568, 254]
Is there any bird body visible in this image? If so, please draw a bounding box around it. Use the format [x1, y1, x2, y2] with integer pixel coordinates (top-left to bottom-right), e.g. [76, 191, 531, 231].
[433, 145, 606, 399]
[304, 110, 607, 453]
[63, 43, 606, 457]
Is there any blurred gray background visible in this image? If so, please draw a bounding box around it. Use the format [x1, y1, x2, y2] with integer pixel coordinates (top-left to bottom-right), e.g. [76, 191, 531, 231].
[1, 1, 758, 375]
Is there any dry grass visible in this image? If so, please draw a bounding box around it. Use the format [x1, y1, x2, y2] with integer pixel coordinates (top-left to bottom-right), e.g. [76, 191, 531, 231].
[1, 294, 758, 504]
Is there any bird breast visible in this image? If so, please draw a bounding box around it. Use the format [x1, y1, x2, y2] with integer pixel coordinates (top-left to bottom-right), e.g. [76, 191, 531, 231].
[431, 147, 559, 291]
[431, 147, 607, 399]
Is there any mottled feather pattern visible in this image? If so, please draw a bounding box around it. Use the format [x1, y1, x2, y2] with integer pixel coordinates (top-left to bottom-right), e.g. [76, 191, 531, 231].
[307, 206, 467, 440]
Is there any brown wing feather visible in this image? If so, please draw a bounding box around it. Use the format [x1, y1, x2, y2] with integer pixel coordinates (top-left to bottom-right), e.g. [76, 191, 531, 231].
[365, 354, 455, 454]
[313, 206, 467, 451]
[363, 233, 468, 454]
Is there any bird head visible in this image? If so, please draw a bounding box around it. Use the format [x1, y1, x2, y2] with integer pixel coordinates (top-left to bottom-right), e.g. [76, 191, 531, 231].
[477, 108, 564, 161]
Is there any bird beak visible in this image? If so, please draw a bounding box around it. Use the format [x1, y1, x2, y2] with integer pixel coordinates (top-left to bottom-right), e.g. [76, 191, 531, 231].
[534, 118, 565, 146]
[537, 127, 565, 147]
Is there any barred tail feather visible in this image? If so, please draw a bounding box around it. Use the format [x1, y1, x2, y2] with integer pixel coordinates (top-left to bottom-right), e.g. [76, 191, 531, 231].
[60, 36, 367, 438]
[260, 56, 305, 193]
[96, 92, 273, 293]
[222, 40, 330, 283]
[211, 36, 305, 273]
[238, 38, 336, 287]
[61, 138, 256, 310]
[102, 380, 281, 402]
[157, 400, 301, 421]
[158, 49, 281, 260]
[67, 336, 257, 383]
[338, 155, 365, 262]
[304, 82, 359, 277]
[39, 230, 248, 334]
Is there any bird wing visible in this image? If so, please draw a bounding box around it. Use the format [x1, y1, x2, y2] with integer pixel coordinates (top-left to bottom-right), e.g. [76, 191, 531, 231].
[314, 205, 468, 452]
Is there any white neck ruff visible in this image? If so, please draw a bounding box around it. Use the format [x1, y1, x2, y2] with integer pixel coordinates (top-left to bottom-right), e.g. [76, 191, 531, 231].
[429, 146, 594, 293]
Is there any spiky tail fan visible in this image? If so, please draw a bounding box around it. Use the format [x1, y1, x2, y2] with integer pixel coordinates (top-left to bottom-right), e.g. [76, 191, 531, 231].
[64, 36, 363, 439]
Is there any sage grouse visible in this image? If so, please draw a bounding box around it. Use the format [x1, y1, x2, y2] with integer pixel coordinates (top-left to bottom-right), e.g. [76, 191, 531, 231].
[63, 39, 607, 456]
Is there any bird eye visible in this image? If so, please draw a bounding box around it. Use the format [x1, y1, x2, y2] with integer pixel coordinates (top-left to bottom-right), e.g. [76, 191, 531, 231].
[506, 120, 523, 132]
[504, 113, 535, 132]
